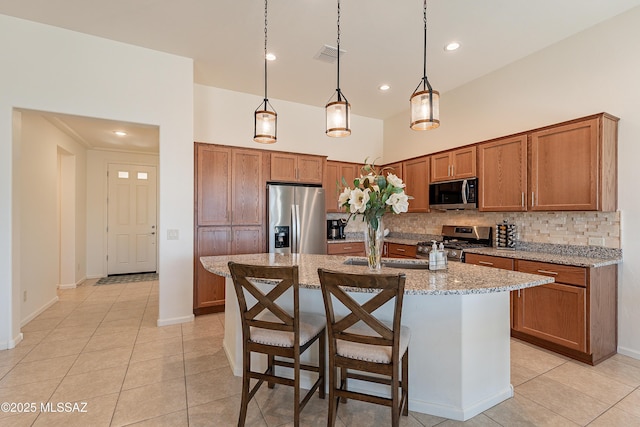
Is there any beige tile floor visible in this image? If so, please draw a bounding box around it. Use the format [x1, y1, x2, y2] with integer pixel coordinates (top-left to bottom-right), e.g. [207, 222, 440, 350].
[1, 279, 640, 426]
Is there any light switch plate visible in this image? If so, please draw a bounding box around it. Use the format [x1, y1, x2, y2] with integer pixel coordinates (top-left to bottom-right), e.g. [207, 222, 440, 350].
[167, 229, 179, 240]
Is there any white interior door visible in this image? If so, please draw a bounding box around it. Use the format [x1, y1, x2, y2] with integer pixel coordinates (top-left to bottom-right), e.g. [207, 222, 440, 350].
[107, 163, 157, 275]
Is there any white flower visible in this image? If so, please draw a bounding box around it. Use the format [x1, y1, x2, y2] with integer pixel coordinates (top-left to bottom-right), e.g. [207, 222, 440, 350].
[386, 173, 405, 189]
[386, 191, 409, 214]
[338, 187, 351, 206]
[349, 188, 370, 213]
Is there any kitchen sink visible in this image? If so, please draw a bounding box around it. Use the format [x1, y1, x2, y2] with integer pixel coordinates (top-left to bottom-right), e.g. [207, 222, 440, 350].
[343, 258, 430, 270]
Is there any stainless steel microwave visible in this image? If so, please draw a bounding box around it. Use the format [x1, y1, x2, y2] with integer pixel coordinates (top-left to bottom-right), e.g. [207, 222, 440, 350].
[429, 178, 478, 210]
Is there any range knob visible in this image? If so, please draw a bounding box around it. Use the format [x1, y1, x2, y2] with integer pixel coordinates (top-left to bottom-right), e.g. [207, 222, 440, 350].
[448, 250, 457, 258]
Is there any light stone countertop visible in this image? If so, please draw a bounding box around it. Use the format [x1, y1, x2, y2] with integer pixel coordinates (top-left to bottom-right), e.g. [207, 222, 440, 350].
[463, 247, 622, 268]
[200, 253, 554, 296]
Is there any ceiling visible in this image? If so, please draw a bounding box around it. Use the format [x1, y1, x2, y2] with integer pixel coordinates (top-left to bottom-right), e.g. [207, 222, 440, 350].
[4, 0, 640, 151]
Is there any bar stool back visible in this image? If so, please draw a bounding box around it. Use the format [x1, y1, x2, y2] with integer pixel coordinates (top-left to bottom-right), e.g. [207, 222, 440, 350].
[317, 268, 410, 427]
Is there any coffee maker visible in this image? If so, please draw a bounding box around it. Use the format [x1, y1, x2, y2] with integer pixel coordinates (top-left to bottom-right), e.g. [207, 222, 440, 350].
[327, 219, 346, 240]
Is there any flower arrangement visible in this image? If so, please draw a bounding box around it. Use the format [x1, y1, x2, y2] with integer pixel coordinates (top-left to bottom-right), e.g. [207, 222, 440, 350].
[338, 161, 411, 229]
[337, 160, 411, 270]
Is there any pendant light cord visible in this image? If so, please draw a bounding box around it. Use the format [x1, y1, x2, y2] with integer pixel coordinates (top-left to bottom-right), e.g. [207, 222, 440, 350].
[263, 0, 268, 104]
[336, 0, 341, 101]
[422, 0, 427, 88]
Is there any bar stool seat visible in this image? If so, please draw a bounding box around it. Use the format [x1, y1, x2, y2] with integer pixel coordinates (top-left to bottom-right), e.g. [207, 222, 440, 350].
[337, 323, 411, 364]
[250, 312, 326, 348]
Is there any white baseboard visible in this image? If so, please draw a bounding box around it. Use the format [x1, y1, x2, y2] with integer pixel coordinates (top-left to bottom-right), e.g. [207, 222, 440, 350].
[618, 345, 640, 360]
[21, 295, 59, 327]
[58, 282, 76, 289]
[0, 333, 24, 350]
[157, 314, 194, 327]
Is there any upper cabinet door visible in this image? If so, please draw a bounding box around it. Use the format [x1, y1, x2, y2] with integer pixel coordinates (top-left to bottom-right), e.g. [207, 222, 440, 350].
[451, 147, 476, 179]
[232, 149, 263, 225]
[430, 152, 452, 182]
[324, 161, 358, 212]
[430, 147, 476, 182]
[197, 144, 232, 226]
[297, 155, 324, 184]
[403, 156, 430, 212]
[270, 153, 298, 182]
[478, 135, 527, 212]
[530, 118, 599, 211]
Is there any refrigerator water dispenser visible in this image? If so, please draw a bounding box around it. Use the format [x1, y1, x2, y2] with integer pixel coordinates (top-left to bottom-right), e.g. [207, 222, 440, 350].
[274, 226, 290, 248]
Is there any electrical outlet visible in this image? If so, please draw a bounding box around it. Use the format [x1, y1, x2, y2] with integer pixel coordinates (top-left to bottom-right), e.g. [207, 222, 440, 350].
[23, 290, 27, 302]
[588, 237, 605, 246]
[167, 229, 180, 240]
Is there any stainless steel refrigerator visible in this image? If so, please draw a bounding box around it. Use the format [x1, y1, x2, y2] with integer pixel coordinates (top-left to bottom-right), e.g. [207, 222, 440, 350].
[267, 184, 327, 254]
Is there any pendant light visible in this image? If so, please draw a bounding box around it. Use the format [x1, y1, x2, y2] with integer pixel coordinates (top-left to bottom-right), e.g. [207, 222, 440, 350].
[325, 0, 351, 137]
[410, 0, 440, 131]
[254, 0, 277, 144]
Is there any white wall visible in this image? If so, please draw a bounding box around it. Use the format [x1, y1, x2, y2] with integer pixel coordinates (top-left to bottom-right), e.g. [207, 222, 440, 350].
[86, 150, 159, 278]
[18, 111, 88, 324]
[0, 15, 194, 349]
[194, 85, 383, 163]
[384, 7, 640, 358]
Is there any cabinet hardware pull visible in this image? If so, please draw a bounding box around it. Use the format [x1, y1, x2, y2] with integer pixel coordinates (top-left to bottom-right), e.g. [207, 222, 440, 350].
[344, 246, 352, 250]
[521, 192, 524, 208]
[479, 261, 494, 266]
[531, 192, 535, 207]
[518, 289, 521, 298]
[397, 248, 406, 252]
[537, 269, 558, 275]
[451, 165, 454, 176]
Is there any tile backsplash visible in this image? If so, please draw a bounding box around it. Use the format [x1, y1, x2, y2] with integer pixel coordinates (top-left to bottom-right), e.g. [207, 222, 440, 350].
[329, 210, 621, 249]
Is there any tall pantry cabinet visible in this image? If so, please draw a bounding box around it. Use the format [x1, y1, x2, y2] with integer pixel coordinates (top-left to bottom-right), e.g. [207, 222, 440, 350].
[193, 143, 264, 314]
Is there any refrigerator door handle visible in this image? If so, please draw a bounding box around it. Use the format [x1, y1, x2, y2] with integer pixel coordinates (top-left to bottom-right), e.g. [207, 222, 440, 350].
[295, 204, 301, 253]
[291, 204, 300, 253]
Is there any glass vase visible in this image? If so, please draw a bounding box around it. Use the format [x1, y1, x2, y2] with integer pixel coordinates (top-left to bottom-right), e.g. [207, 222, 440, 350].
[364, 217, 384, 271]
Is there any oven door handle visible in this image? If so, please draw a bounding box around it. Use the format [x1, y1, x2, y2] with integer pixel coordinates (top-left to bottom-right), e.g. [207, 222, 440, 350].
[461, 179, 469, 205]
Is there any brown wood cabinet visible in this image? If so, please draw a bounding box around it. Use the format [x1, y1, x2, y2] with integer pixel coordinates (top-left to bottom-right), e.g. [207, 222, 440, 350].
[194, 144, 265, 315]
[466, 254, 617, 365]
[324, 161, 359, 213]
[383, 162, 403, 179]
[327, 241, 365, 256]
[477, 135, 527, 212]
[431, 146, 476, 182]
[529, 113, 618, 211]
[270, 152, 325, 184]
[386, 243, 417, 259]
[402, 156, 430, 213]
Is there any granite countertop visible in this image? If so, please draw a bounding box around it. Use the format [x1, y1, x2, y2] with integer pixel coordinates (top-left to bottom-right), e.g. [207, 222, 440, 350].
[200, 253, 553, 296]
[463, 247, 622, 268]
[327, 237, 419, 246]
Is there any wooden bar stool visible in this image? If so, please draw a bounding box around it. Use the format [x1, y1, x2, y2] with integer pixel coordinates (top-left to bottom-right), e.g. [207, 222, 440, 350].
[228, 262, 326, 427]
[317, 268, 410, 427]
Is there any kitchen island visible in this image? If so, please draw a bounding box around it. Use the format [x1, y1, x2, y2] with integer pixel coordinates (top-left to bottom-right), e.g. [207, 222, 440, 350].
[200, 253, 554, 421]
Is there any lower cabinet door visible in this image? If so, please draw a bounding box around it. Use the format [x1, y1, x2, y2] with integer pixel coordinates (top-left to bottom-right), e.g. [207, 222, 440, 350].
[194, 227, 232, 313]
[232, 226, 264, 254]
[514, 283, 587, 352]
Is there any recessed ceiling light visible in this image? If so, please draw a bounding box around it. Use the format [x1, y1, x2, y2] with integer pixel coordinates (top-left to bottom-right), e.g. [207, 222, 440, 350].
[378, 84, 390, 91]
[444, 41, 461, 51]
[266, 52, 276, 61]
[114, 131, 127, 136]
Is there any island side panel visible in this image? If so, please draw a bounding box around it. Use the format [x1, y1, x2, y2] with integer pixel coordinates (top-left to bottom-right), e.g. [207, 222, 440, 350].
[222, 277, 512, 421]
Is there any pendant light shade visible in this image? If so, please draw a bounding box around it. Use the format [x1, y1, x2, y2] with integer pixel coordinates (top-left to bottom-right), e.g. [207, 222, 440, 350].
[410, 0, 440, 131]
[326, 97, 351, 138]
[254, 0, 277, 144]
[410, 89, 439, 130]
[325, 0, 351, 138]
[254, 102, 277, 143]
